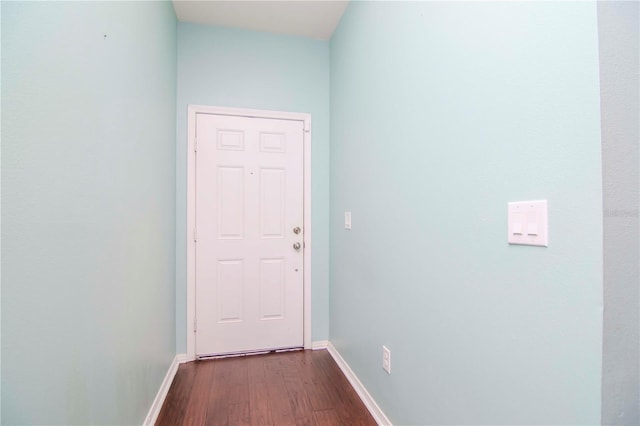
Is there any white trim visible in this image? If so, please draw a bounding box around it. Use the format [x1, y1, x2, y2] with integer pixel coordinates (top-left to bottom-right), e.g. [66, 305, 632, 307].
[143, 354, 186, 426]
[176, 353, 192, 363]
[327, 342, 393, 426]
[187, 104, 312, 124]
[186, 105, 313, 360]
[311, 340, 329, 350]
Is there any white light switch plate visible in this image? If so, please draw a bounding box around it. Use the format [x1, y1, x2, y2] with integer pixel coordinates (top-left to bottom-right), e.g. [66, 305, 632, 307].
[508, 200, 548, 247]
[344, 211, 352, 230]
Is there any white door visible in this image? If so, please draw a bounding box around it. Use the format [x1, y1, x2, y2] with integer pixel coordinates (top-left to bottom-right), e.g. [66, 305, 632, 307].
[195, 113, 304, 357]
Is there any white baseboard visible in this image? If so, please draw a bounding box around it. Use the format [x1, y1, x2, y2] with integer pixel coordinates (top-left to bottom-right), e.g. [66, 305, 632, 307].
[176, 353, 191, 363]
[311, 340, 328, 350]
[326, 342, 392, 426]
[143, 353, 188, 425]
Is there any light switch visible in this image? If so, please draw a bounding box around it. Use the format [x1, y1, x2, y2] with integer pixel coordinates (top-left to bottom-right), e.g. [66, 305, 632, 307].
[512, 223, 523, 235]
[508, 200, 548, 246]
[344, 211, 352, 230]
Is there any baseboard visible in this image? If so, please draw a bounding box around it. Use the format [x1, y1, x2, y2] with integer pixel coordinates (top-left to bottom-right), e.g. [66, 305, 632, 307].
[143, 353, 187, 425]
[176, 353, 191, 363]
[326, 342, 392, 426]
[311, 340, 328, 350]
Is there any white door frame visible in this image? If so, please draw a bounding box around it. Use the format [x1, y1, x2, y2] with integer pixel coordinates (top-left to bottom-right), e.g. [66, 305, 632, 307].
[186, 104, 312, 361]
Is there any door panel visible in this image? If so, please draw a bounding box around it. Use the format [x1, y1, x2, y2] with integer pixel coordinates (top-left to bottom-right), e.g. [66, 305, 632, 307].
[259, 258, 286, 320]
[217, 259, 244, 323]
[260, 168, 285, 238]
[217, 167, 244, 239]
[195, 113, 304, 356]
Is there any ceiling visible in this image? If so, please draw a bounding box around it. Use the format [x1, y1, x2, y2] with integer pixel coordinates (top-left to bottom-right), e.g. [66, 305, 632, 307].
[172, 1, 349, 40]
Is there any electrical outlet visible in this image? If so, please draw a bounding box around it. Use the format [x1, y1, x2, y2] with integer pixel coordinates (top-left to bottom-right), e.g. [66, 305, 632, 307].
[382, 346, 391, 374]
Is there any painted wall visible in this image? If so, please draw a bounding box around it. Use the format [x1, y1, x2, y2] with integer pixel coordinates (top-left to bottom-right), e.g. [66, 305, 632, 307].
[598, 2, 640, 425]
[1, 2, 177, 424]
[330, 2, 603, 424]
[176, 23, 330, 352]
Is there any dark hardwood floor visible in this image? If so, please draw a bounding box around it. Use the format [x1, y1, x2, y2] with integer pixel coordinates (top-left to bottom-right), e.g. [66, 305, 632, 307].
[155, 349, 377, 426]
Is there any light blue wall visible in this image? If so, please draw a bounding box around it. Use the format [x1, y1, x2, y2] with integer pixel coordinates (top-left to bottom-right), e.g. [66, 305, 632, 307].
[599, 2, 640, 424]
[175, 23, 330, 353]
[330, 2, 603, 424]
[1, 2, 177, 424]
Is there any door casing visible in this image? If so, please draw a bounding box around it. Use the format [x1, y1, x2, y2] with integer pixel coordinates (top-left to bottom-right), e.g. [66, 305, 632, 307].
[186, 104, 312, 360]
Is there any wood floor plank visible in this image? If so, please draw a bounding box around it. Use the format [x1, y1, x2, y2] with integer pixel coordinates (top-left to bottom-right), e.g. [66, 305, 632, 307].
[181, 361, 215, 426]
[156, 363, 197, 426]
[313, 408, 343, 426]
[228, 402, 251, 426]
[225, 357, 250, 405]
[249, 380, 273, 426]
[281, 353, 315, 425]
[246, 355, 273, 426]
[205, 358, 233, 426]
[246, 353, 267, 382]
[264, 355, 296, 425]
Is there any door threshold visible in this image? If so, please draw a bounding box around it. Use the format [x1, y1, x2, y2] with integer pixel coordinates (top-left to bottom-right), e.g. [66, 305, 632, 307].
[196, 346, 303, 361]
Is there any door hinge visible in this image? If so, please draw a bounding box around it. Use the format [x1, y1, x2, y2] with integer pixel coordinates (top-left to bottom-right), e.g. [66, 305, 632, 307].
[194, 138, 198, 152]
[304, 121, 310, 133]
[193, 227, 197, 242]
[193, 318, 197, 332]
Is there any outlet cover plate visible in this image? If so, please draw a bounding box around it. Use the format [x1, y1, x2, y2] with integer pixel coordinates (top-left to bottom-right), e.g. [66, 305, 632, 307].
[345, 211, 352, 230]
[382, 345, 391, 374]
